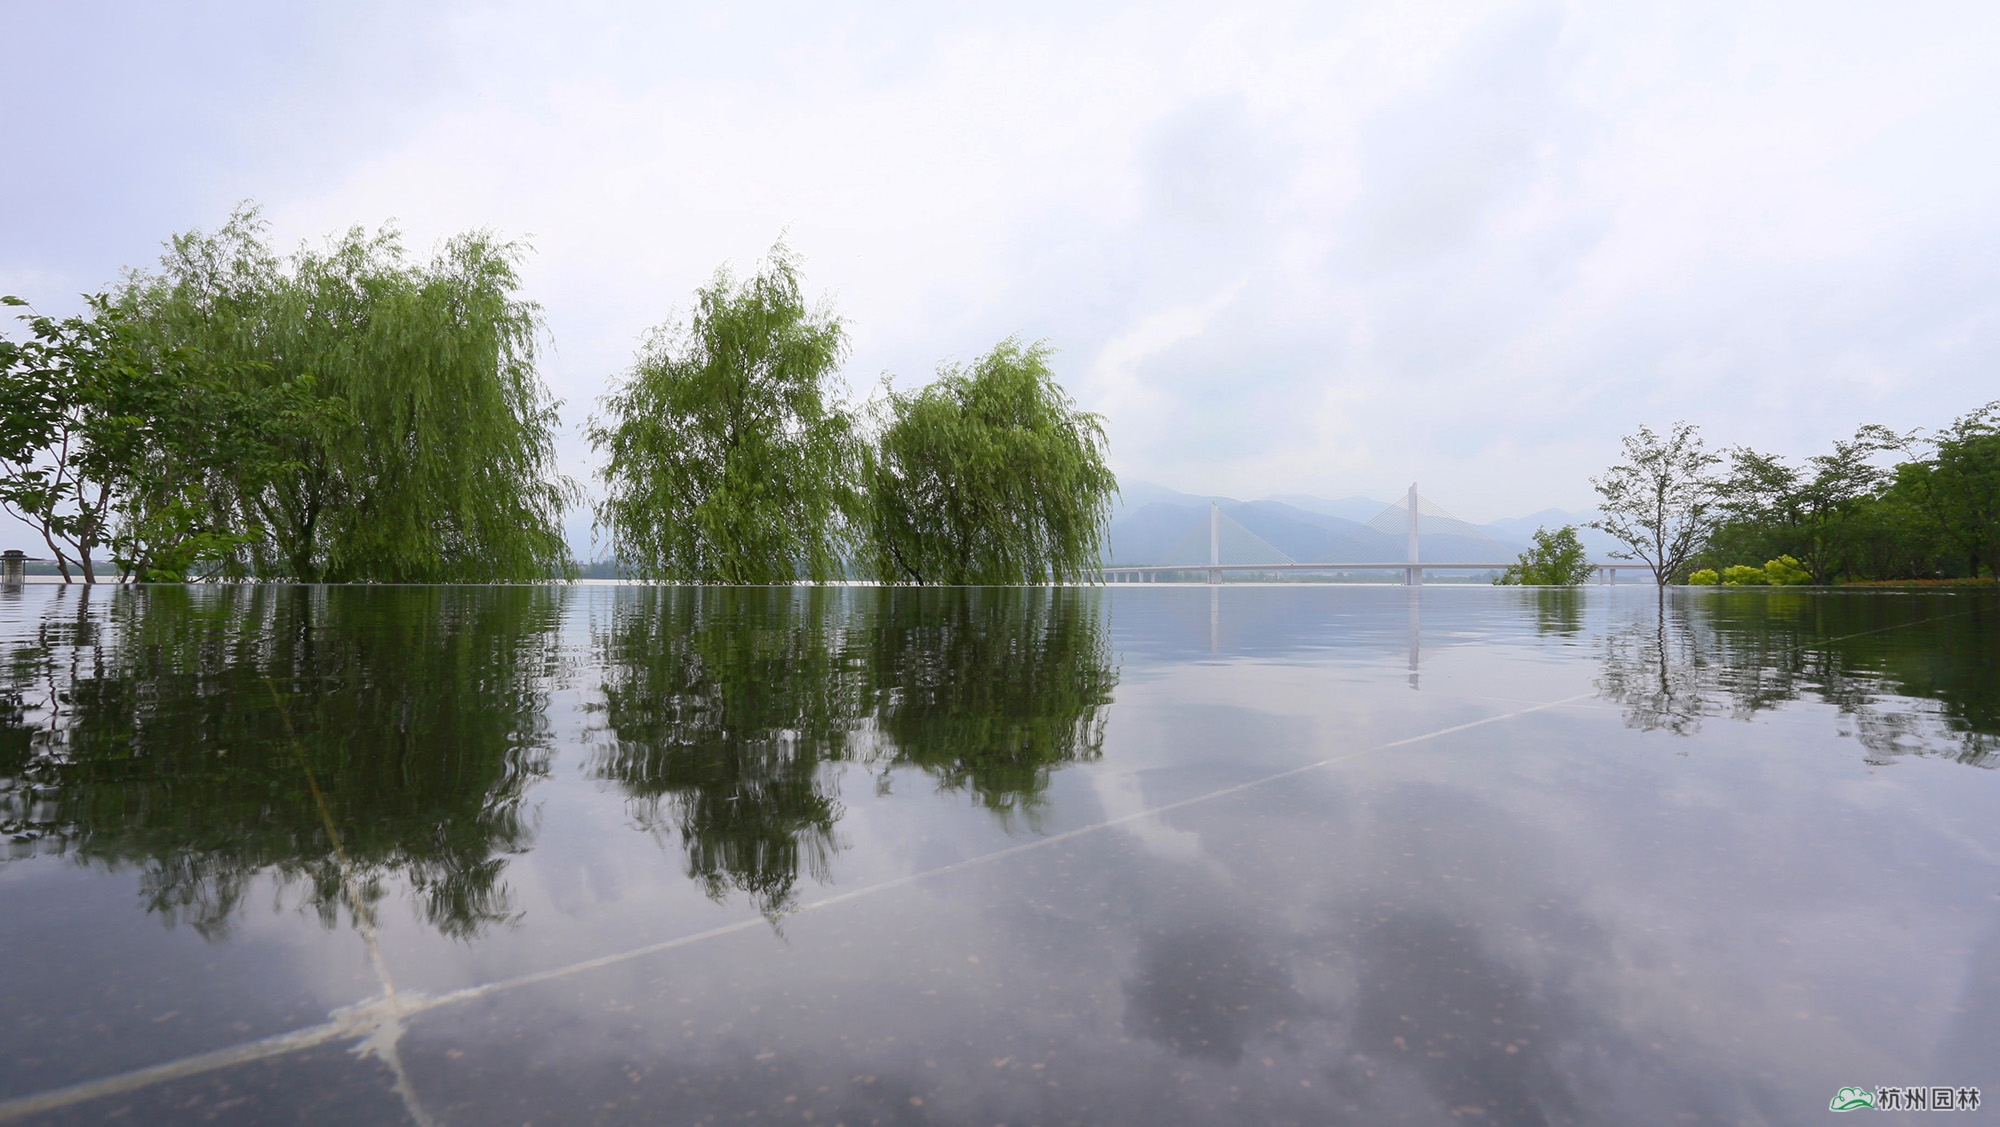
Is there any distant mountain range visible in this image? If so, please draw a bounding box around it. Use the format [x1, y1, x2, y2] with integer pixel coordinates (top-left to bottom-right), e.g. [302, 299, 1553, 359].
[1106, 483, 1622, 566]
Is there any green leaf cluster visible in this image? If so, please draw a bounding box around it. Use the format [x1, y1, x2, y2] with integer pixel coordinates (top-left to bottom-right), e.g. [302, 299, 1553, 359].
[1495, 524, 1593, 585]
[0, 296, 141, 583]
[112, 205, 577, 582]
[867, 339, 1115, 585]
[0, 293, 330, 583]
[588, 247, 862, 584]
[5, 204, 580, 585]
[591, 249, 1118, 585]
[1, 585, 567, 939]
[1682, 402, 2000, 583]
[587, 586, 1116, 917]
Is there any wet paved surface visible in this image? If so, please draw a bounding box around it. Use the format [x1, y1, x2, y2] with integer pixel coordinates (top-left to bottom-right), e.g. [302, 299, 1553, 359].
[2, 583, 1995, 1125]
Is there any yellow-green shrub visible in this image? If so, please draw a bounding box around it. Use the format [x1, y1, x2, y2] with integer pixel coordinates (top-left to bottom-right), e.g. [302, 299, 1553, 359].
[1761, 555, 1810, 585]
[1687, 568, 1720, 585]
[1722, 564, 1767, 585]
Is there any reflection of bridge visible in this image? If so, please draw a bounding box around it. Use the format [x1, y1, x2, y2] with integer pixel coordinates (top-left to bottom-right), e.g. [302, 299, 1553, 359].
[1100, 484, 1652, 585]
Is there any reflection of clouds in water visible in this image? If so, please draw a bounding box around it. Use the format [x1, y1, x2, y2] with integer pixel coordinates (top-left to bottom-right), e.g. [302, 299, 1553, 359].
[1089, 769, 1219, 872]
[1123, 918, 1303, 1064]
[341, 740, 1993, 1126]
[1943, 920, 2000, 1082]
[1341, 910, 1575, 1126]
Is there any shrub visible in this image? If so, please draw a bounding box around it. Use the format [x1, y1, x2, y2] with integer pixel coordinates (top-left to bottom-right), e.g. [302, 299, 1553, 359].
[1761, 555, 1811, 585]
[1721, 564, 1767, 585]
[1687, 568, 1720, 585]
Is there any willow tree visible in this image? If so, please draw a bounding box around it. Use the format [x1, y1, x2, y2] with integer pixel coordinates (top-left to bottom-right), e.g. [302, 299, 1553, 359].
[866, 339, 1116, 585]
[589, 247, 860, 583]
[115, 205, 576, 582]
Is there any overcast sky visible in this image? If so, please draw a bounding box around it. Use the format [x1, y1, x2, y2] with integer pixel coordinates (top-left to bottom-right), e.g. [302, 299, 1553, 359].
[5, 0, 1998, 552]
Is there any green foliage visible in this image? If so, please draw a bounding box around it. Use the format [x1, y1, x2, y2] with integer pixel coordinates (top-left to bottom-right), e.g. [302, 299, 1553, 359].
[1495, 524, 1593, 585]
[0, 297, 140, 583]
[588, 587, 1117, 917]
[1710, 557, 1808, 586]
[1681, 401, 1998, 583]
[1761, 555, 1810, 585]
[1595, 588, 2000, 764]
[0, 293, 352, 584]
[867, 587, 1116, 810]
[1688, 568, 1720, 585]
[866, 339, 1116, 585]
[1710, 431, 1887, 583]
[116, 205, 576, 582]
[1721, 564, 1766, 586]
[0, 585, 567, 938]
[1915, 404, 2000, 577]
[1589, 421, 1725, 587]
[590, 245, 860, 584]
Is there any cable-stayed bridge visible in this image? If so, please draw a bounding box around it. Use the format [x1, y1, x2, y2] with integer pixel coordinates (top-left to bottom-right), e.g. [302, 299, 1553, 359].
[1100, 484, 1651, 584]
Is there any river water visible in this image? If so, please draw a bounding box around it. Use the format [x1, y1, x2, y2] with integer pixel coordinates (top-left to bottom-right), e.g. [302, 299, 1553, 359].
[1, 583, 1994, 1125]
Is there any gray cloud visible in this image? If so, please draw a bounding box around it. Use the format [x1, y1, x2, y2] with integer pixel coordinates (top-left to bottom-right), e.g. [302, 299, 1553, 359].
[6, 0, 2000, 555]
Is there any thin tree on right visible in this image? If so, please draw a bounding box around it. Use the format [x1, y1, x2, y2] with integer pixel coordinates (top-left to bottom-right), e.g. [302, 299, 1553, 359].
[866, 339, 1116, 585]
[1589, 421, 1724, 587]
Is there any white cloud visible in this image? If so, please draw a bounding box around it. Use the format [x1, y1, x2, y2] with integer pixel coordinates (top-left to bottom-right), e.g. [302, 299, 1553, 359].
[5, 0, 1999, 552]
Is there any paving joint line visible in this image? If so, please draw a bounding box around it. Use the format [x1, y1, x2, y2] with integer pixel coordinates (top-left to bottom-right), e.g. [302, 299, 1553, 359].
[3, 602, 1979, 1121]
[0, 689, 1585, 1122]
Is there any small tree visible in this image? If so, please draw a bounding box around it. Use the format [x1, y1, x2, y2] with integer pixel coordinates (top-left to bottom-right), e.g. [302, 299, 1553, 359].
[590, 246, 861, 584]
[0, 297, 140, 583]
[865, 339, 1116, 585]
[1589, 422, 1724, 587]
[1495, 525, 1593, 585]
[1, 294, 353, 584]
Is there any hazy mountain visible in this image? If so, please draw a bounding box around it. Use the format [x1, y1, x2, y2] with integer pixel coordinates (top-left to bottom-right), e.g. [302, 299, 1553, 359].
[1482, 508, 1624, 558]
[1260, 493, 1401, 523]
[1107, 483, 1626, 567]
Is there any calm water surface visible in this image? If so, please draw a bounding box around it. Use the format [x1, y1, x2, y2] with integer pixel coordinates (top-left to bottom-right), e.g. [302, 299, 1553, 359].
[1, 583, 1995, 1126]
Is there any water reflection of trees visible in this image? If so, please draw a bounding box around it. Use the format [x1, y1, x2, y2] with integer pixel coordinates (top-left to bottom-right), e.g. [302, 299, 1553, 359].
[0, 585, 566, 939]
[0, 584, 1121, 932]
[590, 587, 869, 917]
[1595, 590, 1998, 766]
[1525, 589, 1585, 638]
[868, 589, 1117, 813]
[589, 587, 1117, 916]
[1594, 594, 1712, 736]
